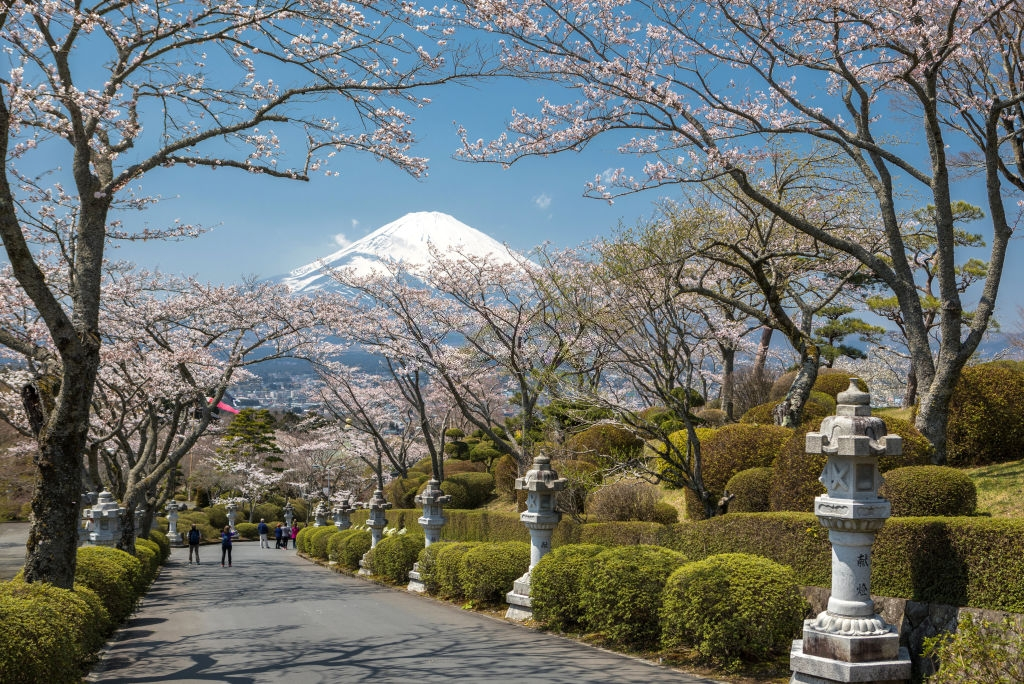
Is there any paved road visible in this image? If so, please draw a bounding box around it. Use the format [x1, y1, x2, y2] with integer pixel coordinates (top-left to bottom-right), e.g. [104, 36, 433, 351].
[88, 542, 720, 684]
[0, 522, 29, 580]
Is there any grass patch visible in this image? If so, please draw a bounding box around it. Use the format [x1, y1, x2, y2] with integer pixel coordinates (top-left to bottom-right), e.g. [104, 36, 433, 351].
[964, 459, 1024, 518]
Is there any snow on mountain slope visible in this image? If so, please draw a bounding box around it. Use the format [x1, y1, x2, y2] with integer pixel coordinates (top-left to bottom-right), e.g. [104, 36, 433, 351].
[277, 211, 521, 293]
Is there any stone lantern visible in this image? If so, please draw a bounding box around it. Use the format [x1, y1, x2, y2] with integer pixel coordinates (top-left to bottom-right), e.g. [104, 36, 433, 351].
[313, 501, 328, 527]
[165, 501, 182, 545]
[84, 490, 126, 547]
[283, 502, 295, 528]
[789, 379, 911, 684]
[79, 492, 97, 547]
[226, 502, 238, 532]
[358, 489, 392, 576]
[408, 479, 451, 593]
[505, 455, 567, 621]
[333, 497, 356, 531]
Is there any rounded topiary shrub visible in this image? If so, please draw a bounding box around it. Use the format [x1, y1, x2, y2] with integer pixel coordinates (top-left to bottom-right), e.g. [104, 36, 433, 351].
[531, 544, 606, 631]
[587, 479, 663, 522]
[432, 542, 480, 600]
[565, 424, 643, 466]
[770, 369, 867, 401]
[695, 407, 728, 427]
[333, 530, 372, 571]
[368, 532, 426, 584]
[459, 541, 530, 604]
[234, 522, 258, 540]
[493, 454, 518, 498]
[443, 460, 487, 475]
[685, 423, 792, 520]
[660, 553, 806, 666]
[881, 466, 977, 517]
[148, 530, 171, 561]
[740, 398, 832, 427]
[725, 467, 774, 513]
[446, 472, 495, 508]
[946, 361, 1024, 466]
[652, 501, 680, 524]
[770, 415, 932, 512]
[579, 545, 688, 649]
[416, 542, 451, 595]
[386, 473, 429, 509]
[75, 546, 144, 623]
[310, 526, 341, 560]
[204, 504, 229, 529]
[326, 528, 361, 563]
[646, 427, 716, 489]
[133, 540, 161, 586]
[438, 480, 470, 509]
[296, 525, 315, 554]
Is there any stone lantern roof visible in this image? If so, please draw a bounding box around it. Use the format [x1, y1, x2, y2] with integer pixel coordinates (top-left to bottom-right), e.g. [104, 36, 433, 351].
[515, 455, 567, 493]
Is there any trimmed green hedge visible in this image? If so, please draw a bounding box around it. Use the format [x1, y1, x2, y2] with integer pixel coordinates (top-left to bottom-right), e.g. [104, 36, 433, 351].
[881, 466, 977, 517]
[235, 522, 258, 540]
[947, 361, 1024, 466]
[432, 542, 480, 600]
[660, 553, 806, 666]
[75, 546, 145, 623]
[458, 541, 530, 604]
[579, 521, 662, 546]
[148, 529, 171, 561]
[331, 530, 372, 571]
[580, 545, 688, 649]
[445, 472, 495, 508]
[531, 543, 606, 631]
[367, 533, 426, 583]
[725, 467, 773, 513]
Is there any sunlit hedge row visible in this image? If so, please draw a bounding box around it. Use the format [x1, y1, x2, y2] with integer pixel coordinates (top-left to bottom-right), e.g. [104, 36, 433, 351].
[0, 532, 168, 682]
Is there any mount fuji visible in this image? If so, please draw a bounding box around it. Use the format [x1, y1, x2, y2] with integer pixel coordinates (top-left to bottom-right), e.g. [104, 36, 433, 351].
[276, 211, 521, 293]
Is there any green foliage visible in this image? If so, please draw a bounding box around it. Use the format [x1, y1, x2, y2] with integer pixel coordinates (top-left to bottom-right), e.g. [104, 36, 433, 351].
[204, 504, 229, 529]
[579, 545, 688, 649]
[251, 502, 283, 523]
[579, 521, 664, 546]
[147, 529, 171, 561]
[438, 480, 469, 509]
[443, 460, 486, 475]
[367, 533, 426, 584]
[0, 579, 108, 683]
[296, 525, 315, 554]
[331, 530, 372, 571]
[770, 369, 868, 401]
[552, 459, 602, 519]
[446, 472, 495, 508]
[416, 542, 451, 595]
[133, 539, 161, 585]
[770, 416, 932, 512]
[309, 526, 341, 560]
[740, 398, 831, 427]
[235, 522, 258, 540]
[882, 466, 977, 517]
[947, 361, 1024, 466]
[685, 423, 792, 520]
[458, 541, 530, 604]
[694, 407, 727, 427]
[469, 440, 503, 468]
[812, 305, 886, 368]
[652, 501, 679, 524]
[531, 544, 606, 631]
[565, 424, 643, 467]
[432, 542, 480, 600]
[386, 473, 429, 508]
[922, 614, 1024, 684]
[660, 553, 806, 667]
[646, 427, 716, 489]
[725, 467, 774, 513]
[492, 454, 518, 498]
[219, 408, 283, 469]
[75, 545, 144, 623]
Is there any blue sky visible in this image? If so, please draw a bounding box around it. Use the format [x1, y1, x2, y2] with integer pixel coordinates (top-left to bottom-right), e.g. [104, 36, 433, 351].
[112, 78, 659, 283]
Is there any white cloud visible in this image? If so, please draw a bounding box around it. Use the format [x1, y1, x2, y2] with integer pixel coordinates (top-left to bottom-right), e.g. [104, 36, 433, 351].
[534, 193, 552, 210]
[333, 232, 352, 248]
[350, 218, 360, 230]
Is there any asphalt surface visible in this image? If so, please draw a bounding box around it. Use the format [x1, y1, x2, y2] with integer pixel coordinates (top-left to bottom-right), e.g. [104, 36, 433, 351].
[86, 541, 721, 684]
[0, 522, 29, 580]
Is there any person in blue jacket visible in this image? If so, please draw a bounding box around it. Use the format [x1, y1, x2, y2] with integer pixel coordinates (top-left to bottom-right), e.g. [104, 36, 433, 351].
[220, 525, 233, 567]
[187, 524, 202, 565]
[257, 518, 269, 549]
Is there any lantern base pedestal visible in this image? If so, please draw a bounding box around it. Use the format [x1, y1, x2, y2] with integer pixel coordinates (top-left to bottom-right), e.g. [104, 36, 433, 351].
[504, 571, 533, 621]
[789, 640, 910, 683]
[407, 562, 426, 593]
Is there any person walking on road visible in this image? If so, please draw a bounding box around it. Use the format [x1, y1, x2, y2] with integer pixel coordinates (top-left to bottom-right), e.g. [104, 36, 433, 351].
[257, 519, 269, 549]
[187, 524, 202, 565]
[220, 525, 233, 567]
[290, 523, 299, 549]
[274, 522, 283, 549]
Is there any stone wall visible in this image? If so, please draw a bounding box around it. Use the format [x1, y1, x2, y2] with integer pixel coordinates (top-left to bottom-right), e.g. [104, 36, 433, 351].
[800, 586, 1024, 680]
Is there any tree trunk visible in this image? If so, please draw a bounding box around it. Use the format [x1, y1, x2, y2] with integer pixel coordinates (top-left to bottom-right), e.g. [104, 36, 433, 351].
[902, 362, 918, 409]
[117, 503, 138, 555]
[753, 326, 773, 376]
[721, 346, 735, 422]
[916, 375, 955, 465]
[23, 360, 99, 587]
[774, 350, 819, 428]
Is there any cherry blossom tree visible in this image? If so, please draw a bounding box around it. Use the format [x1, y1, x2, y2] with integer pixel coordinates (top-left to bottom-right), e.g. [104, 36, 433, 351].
[454, 0, 1022, 463]
[0, 0, 490, 586]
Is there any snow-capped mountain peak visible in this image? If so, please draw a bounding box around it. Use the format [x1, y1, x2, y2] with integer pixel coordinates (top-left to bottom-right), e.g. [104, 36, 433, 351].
[278, 211, 518, 293]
